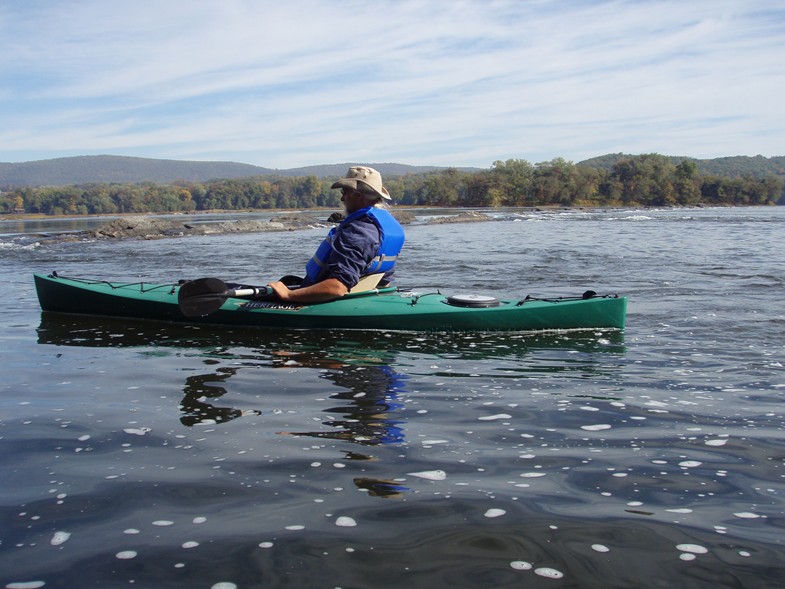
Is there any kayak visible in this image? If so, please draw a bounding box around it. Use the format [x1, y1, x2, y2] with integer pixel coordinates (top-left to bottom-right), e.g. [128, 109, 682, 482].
[33, 272, 627, 332]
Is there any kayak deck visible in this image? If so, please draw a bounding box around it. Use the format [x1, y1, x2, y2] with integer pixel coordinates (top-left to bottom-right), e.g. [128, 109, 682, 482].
[34, 273, 627, 332]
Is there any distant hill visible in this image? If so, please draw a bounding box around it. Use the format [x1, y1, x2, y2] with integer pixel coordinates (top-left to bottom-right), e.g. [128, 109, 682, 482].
[578, 153, 785, 179]
[3, 153, 783, 188]
[0, 155, 467, 187]
[279, 162, 462, 178]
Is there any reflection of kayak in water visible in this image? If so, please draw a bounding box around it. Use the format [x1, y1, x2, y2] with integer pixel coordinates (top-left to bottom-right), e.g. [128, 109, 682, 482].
[34, 272, 627, 332]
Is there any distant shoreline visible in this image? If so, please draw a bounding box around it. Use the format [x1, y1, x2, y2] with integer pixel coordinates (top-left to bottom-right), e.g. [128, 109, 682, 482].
[0, 202, 756, 223]
[9, 208, 503, 244]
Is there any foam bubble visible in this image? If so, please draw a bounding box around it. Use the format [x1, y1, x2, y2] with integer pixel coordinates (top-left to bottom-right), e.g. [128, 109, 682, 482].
[50, 531, 71, 546]
[677, 544, 708, 554]
[116, 551, 137, 559]
[535, 567, 564, 579]
[407, 470, 446, 480]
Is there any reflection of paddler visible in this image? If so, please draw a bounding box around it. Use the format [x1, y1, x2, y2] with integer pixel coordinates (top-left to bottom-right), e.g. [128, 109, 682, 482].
[180, 366, 261, 426]
[353, 477, 409, 500]
[273, 352, 408, 447]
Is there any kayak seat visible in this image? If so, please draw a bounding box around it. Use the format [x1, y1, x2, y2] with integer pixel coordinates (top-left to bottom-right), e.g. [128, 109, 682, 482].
[350, 273, 386, 293]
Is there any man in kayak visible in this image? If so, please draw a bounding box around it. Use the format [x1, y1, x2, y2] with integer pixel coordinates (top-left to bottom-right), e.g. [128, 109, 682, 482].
[267, 166, 405, 303]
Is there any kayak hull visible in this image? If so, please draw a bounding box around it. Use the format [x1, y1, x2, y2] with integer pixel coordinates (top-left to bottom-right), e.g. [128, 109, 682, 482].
[34, 273, 627, 332]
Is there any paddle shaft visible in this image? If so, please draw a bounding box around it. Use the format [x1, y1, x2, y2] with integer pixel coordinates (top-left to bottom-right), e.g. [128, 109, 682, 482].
[227, 287, 271, 298]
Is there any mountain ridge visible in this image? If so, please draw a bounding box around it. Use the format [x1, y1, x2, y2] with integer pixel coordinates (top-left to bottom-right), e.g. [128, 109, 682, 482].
[0, 155, 470, 187]
[1, 153, 783, 188]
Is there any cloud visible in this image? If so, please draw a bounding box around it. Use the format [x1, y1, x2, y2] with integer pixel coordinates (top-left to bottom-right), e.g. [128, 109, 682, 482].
[1, 0, 783, 167]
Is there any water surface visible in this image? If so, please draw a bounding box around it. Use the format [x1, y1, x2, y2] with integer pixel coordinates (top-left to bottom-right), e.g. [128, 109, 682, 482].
[1, 207, 784, 588]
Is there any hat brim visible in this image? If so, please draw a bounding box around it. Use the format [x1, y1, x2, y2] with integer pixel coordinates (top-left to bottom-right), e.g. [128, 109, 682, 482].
[331, 178, 391, 200]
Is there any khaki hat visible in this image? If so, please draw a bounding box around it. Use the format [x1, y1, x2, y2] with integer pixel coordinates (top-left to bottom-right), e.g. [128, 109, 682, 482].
[331, 166, 391, 200]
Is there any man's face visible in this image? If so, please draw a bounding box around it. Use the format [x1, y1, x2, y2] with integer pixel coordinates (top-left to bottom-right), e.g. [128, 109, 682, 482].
[340, 187, 364, 213]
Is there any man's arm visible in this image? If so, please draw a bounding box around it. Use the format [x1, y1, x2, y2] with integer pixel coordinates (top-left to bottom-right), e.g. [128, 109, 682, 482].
[267, 277, 348, 303]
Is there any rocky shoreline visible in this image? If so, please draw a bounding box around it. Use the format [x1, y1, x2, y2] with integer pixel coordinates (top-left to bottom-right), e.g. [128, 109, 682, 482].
[31, 209, 494, 243]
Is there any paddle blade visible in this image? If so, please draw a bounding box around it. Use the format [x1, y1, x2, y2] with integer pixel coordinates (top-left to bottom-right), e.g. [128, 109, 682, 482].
[178, 278, 231, 318]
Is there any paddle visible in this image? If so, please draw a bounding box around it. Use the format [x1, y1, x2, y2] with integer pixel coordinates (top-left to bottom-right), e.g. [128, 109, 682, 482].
[178, 278, 273, 318]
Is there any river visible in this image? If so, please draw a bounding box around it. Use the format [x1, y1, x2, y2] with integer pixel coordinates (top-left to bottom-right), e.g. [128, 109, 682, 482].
[1, 207, 783, 588]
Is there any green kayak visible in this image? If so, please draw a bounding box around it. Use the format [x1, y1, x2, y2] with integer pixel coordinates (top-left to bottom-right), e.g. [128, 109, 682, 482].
[34, 272, 627, 332]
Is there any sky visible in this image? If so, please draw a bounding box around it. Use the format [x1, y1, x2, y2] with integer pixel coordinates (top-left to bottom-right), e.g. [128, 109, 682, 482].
[1, 0, 783, 169]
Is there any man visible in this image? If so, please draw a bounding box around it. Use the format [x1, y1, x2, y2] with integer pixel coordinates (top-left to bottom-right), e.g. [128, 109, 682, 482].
[267, 166, 405, 303]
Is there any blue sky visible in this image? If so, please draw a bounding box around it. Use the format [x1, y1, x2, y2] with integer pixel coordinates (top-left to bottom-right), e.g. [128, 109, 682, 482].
[1, 0, 783, 168]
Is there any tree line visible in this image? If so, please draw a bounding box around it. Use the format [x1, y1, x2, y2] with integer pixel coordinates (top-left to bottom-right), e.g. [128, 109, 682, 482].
[2, 154, 782, 216]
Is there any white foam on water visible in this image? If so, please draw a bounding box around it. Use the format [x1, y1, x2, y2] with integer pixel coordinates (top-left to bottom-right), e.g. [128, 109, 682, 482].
[152, 520, 174, 526]
[407, 470, 446, 480]
[484, 509, 506, 518]
[0, 241, 40, 251]
[676, 544, 708, 554]
[535, 567, 564, 579]
[510, 561, 532, 570]
[115, 551, 137, 559]
[478, 414, 512, 421]
[581, 424, 611, 431]
[705, 439, 727, 446]
[5, 582, 46, 589]
[50, 531, 70, 546]
[592, 544, 610, 552]
[336, 516, 357, 527]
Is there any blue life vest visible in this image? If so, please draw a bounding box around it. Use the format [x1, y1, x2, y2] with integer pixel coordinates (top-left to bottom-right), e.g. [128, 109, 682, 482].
[305, 207, 405, 284]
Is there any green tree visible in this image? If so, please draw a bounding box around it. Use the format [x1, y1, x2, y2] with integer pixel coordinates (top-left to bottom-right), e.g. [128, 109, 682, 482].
[422, 168, 465, 206]
[489, 159, 534, 206]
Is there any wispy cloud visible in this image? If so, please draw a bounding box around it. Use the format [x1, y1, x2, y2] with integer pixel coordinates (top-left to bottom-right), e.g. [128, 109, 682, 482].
[1, 0, 783, 167]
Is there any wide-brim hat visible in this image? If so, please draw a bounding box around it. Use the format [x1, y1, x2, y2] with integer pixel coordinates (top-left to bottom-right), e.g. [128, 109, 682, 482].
[331, 166, 391, 200]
